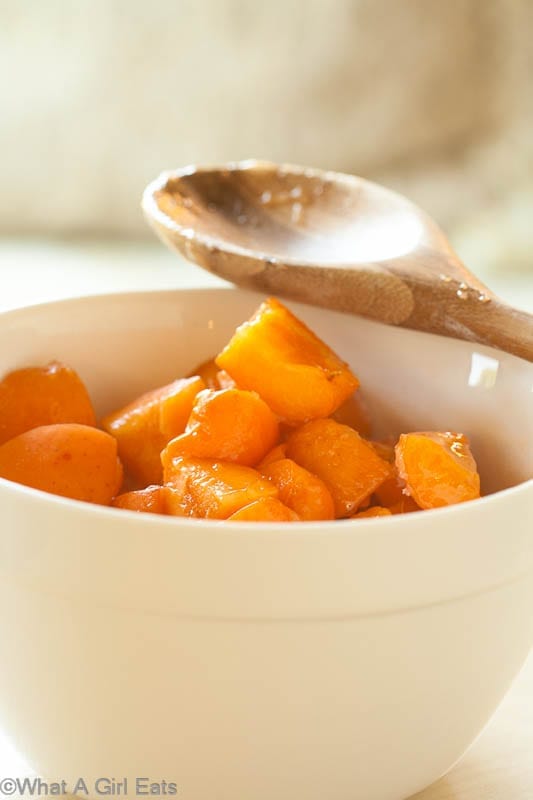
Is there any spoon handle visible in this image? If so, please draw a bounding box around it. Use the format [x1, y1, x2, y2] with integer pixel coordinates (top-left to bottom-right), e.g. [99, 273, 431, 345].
[403, 279, 533, 363]
[242, 262, 533, 363]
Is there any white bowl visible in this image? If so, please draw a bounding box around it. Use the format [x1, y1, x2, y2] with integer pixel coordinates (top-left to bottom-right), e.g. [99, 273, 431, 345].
[0, 288, 531, 800]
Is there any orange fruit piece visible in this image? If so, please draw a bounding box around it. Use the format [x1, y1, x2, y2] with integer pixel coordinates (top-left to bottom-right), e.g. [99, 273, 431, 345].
[389, 495, 421, 514]
[112, 485, 169, 514]
[351, 506, 392, 519]
[102, 376, 205, 487]
[216, 370, 237, 389]
[374, 473, 405, 506]
[373, 460, 422, 515]
[395, 432, 481, 509]
[258, 442, 288, 469]
[163, 388, 279, 467]
[228, 497, 300, 522]
[0, 423, 123, 504]
[0, 361, 96, 445]
[215, 297, 359, 425]
[112, 485, 187, 515]
[331, 391, 372, 437]
[286, 418, 392, 517]
[261, 458, 335, 520]
[163, 456, 278, 519]
[187, 359, 237, 391]
[187, 358, 223, 390]
[369, 440, 396, 463]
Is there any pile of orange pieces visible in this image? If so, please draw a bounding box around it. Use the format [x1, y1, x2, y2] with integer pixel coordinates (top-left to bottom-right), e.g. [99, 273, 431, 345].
[0, 298, 481, 521]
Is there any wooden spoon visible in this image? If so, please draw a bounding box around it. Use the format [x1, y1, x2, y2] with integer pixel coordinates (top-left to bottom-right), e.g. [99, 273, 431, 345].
[142, 160, 533, 362]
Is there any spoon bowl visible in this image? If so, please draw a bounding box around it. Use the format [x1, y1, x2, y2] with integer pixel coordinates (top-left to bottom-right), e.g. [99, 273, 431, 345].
[143, 160, 533, 361]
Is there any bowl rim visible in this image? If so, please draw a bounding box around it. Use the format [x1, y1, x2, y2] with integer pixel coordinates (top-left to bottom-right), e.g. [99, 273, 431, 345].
[1, 472, 532, 536]
[2, 473, 532, 620]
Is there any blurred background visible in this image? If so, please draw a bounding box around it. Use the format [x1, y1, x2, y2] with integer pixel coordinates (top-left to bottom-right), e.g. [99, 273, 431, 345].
[0, 0, 532, 309]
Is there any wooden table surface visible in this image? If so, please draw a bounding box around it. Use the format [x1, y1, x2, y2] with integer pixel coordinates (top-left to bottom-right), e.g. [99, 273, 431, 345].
[1, 240, 532, 800]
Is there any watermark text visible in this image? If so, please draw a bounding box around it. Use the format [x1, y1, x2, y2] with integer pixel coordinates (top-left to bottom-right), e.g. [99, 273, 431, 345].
[0, 777, 177, 796]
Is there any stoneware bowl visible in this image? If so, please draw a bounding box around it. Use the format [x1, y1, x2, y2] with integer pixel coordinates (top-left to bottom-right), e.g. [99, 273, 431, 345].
[0, 288, 532, 800]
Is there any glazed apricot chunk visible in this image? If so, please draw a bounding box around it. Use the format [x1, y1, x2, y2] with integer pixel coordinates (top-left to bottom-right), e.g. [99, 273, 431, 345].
[374, 474, 404, 507]
[0, 423, 123, 504]
[163, 456, 278, 519]
[395, 432, 481, 509]
[187, 358, 237, 390]
[215, 297, 359, 425]
[389, 495, 421, 514]
[228, 497, 300, 522]
[286, 418, 392, 517]
[102, 376, 205, 487]
[164, 388, 279, 466]
[331, 391, 372, 437]
[187, 358, 220, 389]
[112, 485, 169, 514]
[112, 485, 186, 515]
[261, 458, 335, 520]
[258, 443, 288, 469]
[0, 361, 96, 445]
[369, 441, 396, 463]
[374, 472, 422, 514]
[351, 506, 392, 519]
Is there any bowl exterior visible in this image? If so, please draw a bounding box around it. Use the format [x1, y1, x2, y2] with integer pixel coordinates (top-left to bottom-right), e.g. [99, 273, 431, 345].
[0, 480, 532, 800]
[0, 561, 531, 800]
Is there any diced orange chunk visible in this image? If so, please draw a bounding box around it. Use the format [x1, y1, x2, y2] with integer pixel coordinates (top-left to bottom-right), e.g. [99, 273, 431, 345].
[262, 458, 334, 520]
[112, 485, 168, 514]
[258, 442, 288, 469]
[187, 358, 220, 390]
[216, 370, 237, 390]
[332, 392, 372, 436]
[369, 440, 396, 463]
[163, 485, 188, 516]
[0, 423, 123, 504]
[389, 495, 421, 514]
[374, 474, 405, 507]
[286, 418, 392, 517]
[228, 497, 299, 522]
[102, 376, 205, 487]
[0, 361, 96, 445]
[112, 485, 186, 515]
[371, 451, 423, 515]
[187, 357, 237, 390]
[163, 388, 279, 467]
[215, 297, 359, 424]
[374, 470, 422, 514]
[159, 378, 207, 438]
[163, 457, 278, 519]
[357, 494, 373, 510]
[395, 432, 481, 509]
[351, 506, 392, 519]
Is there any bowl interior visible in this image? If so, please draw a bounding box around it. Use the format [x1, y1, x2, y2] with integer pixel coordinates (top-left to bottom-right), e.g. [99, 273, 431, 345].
[0, 287, 531, 495]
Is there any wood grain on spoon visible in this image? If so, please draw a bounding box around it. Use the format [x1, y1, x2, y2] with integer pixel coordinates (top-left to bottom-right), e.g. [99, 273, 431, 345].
[142, 160, 533, 362]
